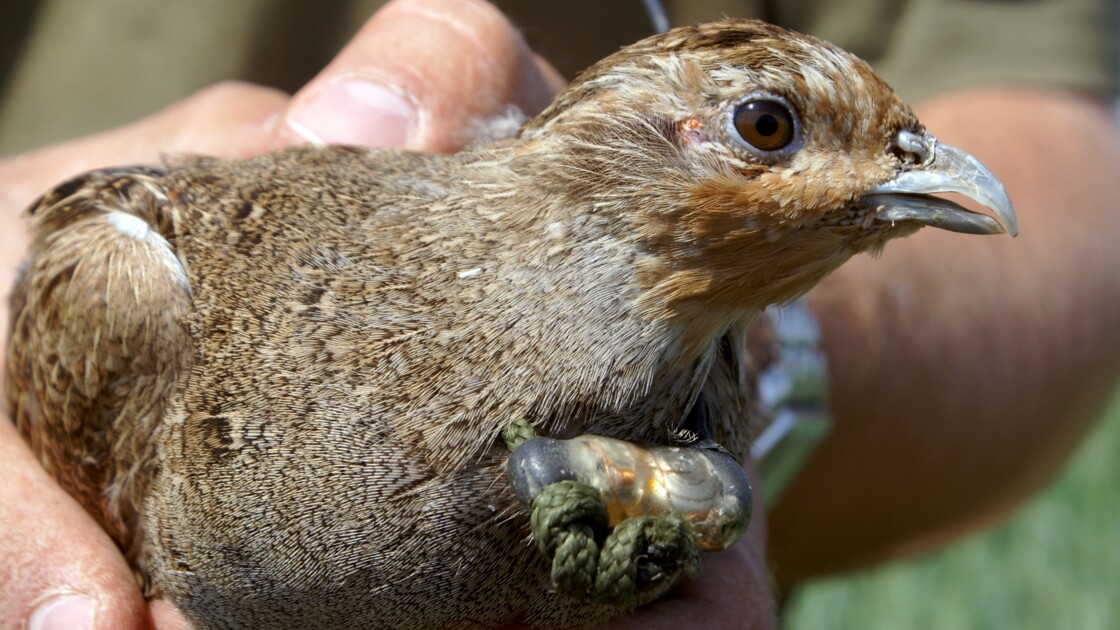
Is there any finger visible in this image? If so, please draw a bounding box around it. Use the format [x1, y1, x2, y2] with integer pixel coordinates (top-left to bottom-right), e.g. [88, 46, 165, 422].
[0, 419, 148, 630]
[149, 600, 192, 630]
[0, 82, 288, 220]
[149, 81, 291, 159]
[273, 0, 566, 152]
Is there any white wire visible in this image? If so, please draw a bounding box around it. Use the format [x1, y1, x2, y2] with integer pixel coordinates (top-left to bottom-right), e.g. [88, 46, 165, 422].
[641, 0, 671, 34]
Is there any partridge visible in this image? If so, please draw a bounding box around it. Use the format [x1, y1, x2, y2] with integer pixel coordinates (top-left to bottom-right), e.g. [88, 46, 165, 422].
[5, 19, 1016, 629]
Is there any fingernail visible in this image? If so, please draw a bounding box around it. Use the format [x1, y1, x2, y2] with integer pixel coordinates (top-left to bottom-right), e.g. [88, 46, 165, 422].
[288, 78, 419, 148]
[28, 593, 95, 630]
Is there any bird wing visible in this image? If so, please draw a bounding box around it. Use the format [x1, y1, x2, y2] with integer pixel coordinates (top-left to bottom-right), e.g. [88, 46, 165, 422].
[4, 166, 193, 557]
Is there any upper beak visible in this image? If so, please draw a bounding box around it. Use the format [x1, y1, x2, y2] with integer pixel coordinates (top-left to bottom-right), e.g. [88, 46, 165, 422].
[864, 130, 1018, 237]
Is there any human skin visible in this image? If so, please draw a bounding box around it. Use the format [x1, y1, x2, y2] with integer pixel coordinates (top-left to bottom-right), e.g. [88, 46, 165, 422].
[1, 0, 1117, 628]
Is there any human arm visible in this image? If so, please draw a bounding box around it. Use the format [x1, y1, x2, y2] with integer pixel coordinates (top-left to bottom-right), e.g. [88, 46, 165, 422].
[770, 88, 1120, 588]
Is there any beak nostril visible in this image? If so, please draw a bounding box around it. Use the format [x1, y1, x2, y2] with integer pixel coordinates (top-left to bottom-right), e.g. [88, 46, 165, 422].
[889, 145, 919, 165]
[891, 129, 932, 166]
[868, 138, 1018, 237]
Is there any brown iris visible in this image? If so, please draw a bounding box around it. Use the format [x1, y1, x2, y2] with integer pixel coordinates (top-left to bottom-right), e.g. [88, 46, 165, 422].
[733, 100, 795, 152]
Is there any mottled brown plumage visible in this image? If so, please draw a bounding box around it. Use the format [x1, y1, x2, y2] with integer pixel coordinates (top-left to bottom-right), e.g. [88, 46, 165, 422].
[4, 20, 1014, 629]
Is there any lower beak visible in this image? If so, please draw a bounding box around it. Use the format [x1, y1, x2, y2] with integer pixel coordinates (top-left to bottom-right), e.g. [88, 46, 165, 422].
[864, 132, 1018, 237]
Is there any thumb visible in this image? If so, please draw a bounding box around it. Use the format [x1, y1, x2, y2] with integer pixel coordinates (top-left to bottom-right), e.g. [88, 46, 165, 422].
[0, 82, 288, 223]
[272, 0, 565, 153]
[0, 420, 148, 630]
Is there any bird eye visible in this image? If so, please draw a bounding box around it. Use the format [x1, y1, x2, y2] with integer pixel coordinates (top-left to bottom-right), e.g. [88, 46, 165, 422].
[733, 100, 796, 152]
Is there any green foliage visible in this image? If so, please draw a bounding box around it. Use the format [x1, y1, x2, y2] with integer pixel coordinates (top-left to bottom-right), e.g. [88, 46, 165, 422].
[785, 391, 1120, 630]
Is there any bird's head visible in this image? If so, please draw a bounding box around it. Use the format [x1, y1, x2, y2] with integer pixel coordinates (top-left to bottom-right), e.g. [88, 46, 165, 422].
[518, 19, 1016, 344]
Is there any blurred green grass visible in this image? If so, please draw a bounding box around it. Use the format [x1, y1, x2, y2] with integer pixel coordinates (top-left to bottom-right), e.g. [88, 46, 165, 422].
[784, 390, 1120, 630]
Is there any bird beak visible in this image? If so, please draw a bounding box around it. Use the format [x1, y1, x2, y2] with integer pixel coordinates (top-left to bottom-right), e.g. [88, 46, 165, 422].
[863, 130, 1019, 237]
